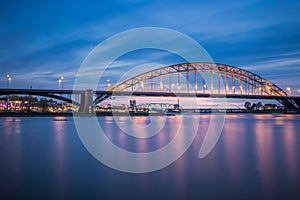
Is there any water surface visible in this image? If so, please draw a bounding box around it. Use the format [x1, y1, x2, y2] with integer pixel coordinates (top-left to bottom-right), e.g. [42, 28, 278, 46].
[0, 114, 300, 200]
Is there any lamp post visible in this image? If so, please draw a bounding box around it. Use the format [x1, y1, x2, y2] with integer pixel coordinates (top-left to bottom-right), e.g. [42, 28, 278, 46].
[203, 84, 207, 93]
[6, 75, 11, 111]
[58, 79, 62, 90]
[107, 79, 110, 88]
[60, 76, 64, 90]
[7, 75, 11, 89]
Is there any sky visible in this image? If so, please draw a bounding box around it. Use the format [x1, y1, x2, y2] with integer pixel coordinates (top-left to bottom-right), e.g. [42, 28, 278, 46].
[1, 0, 300, 95]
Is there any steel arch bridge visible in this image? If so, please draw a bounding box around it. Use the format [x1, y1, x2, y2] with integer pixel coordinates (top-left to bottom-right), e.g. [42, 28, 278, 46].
[105, 62, 299, 110]
[1, 63, 299, 113]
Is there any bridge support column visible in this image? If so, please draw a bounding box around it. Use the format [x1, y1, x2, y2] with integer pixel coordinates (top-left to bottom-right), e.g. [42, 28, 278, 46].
[293, 98, 300, 113]
[79, 89, 94, 113]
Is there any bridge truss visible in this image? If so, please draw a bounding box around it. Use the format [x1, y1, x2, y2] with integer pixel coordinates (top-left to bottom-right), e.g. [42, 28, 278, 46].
[108, 62, 287, 96]
[106, 62, 299, 110]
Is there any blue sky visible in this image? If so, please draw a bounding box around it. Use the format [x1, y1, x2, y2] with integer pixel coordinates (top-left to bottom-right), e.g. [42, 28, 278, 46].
[1, 0, 300, 94]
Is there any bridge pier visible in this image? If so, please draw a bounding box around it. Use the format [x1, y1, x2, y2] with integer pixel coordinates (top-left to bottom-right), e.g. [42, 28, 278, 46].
[281, 97, 300, 114]
[294, 98, 300, 111]
[79, 90, 94, 113]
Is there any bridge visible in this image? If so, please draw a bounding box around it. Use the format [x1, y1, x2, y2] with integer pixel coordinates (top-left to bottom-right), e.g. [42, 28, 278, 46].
[136, 103, 177, 111]
[1, 62, 300, 113]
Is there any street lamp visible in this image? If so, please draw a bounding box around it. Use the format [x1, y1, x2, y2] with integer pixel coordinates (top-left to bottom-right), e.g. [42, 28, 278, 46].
[58, 79, 62, 90]
[107, 79, 111, 88]
[6, 75, 11, 111]
[60, 77, 64, 90]
[7, 75, 11, 89]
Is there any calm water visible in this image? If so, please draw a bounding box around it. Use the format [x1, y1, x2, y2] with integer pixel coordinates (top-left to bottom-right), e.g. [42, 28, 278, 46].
[0, 114, 300, 200]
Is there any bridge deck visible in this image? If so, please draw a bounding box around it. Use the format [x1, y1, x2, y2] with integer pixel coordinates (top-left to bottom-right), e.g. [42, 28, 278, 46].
[95, 90, 300, 101]
[1, 89, 299, 111]
[1, 88, 299, 101]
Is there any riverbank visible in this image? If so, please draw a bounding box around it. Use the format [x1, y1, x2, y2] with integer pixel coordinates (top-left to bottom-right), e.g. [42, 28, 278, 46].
[0, 109, 294, 117]
[0, 111, 163, 117]
[0, 111, 73, 117]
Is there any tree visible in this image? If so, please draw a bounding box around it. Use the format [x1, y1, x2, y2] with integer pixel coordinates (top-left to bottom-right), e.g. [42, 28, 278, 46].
[244, 102, 251, 110]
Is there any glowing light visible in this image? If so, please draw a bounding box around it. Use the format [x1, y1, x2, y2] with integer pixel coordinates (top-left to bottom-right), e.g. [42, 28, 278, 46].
[6, 75, 12, 88]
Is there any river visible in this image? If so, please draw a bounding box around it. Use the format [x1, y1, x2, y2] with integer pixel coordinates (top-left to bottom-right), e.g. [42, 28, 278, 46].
[0, 114, 300, 200]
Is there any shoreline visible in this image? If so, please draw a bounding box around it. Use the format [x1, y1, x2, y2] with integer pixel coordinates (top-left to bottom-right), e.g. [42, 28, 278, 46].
[0, 110, 296, 117]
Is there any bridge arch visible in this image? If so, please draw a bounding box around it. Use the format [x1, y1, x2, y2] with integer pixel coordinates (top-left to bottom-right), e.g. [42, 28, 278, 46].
[105, 62, 300, 110]
[108, 62, 287, 97]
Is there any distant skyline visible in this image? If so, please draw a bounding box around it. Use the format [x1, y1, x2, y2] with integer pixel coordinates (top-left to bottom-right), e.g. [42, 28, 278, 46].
[1, 0, 300, 95]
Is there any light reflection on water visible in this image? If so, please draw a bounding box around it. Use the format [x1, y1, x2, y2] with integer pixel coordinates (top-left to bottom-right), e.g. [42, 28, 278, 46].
[283, 122, 299, 190]
[0, 114, 300, 199]
[223, 116, 246, 186]
[52, 117, 68, 200]
[255, 118, 276, 196]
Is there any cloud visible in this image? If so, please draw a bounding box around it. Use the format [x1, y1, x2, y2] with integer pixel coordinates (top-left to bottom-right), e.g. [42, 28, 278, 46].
[242, 51, 300, 91]
[1, 0, 300, 91]
[245, 51, 300, 71]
